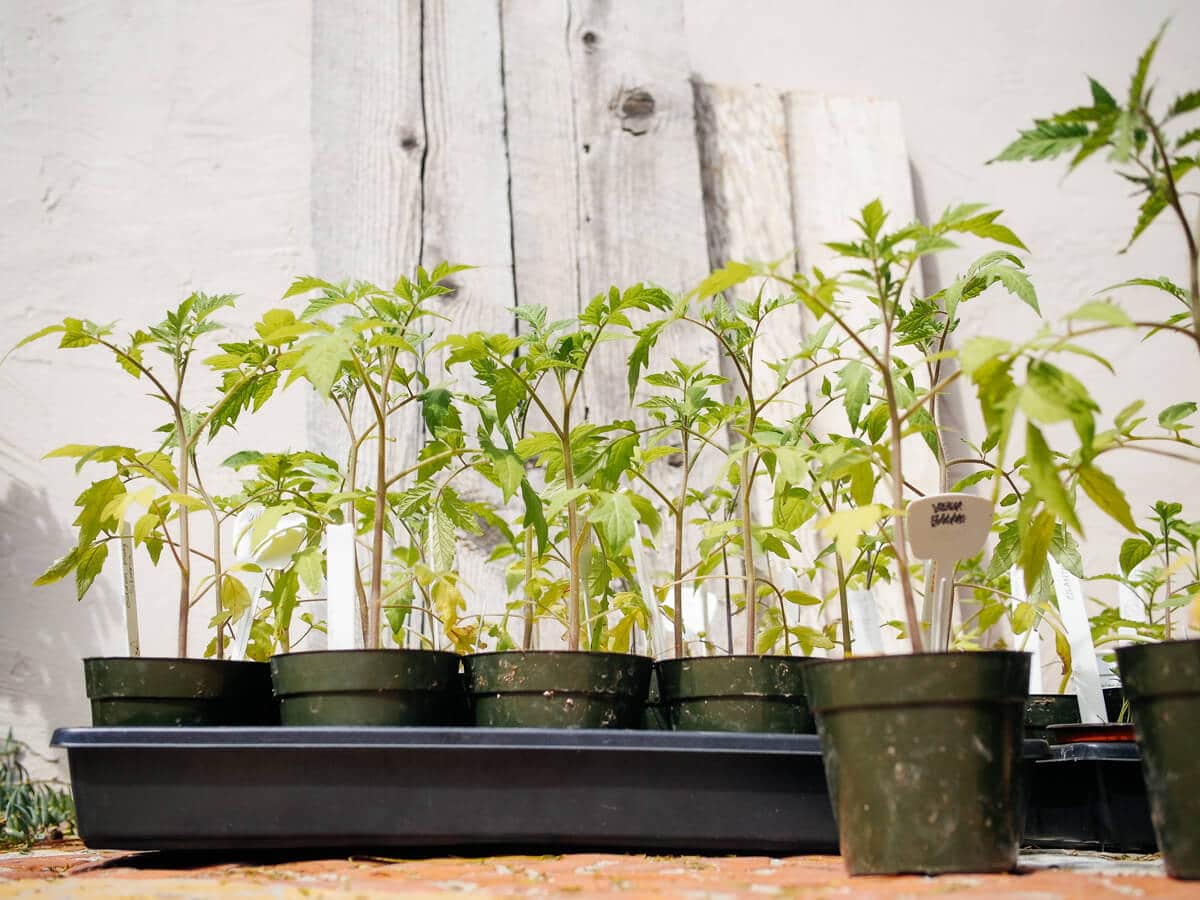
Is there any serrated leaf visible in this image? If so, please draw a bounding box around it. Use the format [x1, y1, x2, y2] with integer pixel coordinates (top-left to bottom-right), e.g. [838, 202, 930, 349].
[1126, 187, 1167, 249]
[837, 360, 870, 430]
[74, 543, 108, 600]
[292, 331, 352, 397]
[587, 492, 637, 553]
[33, 548, 78, 587]
[492, 366, 526, 423]
[1012, 601, 1036, 634]
[993, 120, 1090, 162]
[959, 336, 1011, 376]
[1024, 424, 1081, 533]
[817, 504, 885, 565]
[1129, 23, 1167, 109]
[693, 261, 755, 300]
[1020, 509, 1057, 593]
[492, 450, 524, 503]
[1078, 463, 1136, 532]
[430, 501, 456, 572]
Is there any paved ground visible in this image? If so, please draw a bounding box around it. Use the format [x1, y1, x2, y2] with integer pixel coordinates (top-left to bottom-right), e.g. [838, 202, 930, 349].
[0, 843, 1194, 898]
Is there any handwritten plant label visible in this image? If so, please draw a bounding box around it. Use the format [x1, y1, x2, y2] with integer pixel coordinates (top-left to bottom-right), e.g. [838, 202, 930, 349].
[908, 493, 994, 563]
[908, 493, 994, 651]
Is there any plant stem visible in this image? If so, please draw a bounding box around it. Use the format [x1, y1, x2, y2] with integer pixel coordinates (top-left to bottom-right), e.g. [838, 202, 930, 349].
[561, 393, 582, 653]
[522, 528, 535, 651]
[875, 260, 925, 654]
[740, 445, 756, 654]
[119, 521, 140, 657]
[1143, 114, 1200, 358]
[367, 408, 386, 650]
[174, 410, 191, 658]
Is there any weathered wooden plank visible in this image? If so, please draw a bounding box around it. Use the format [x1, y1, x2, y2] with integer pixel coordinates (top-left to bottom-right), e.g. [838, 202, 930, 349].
[565, 0, 724, 654]
[568, 0, 719, 419]
[308, 0, 427, 645]
[420, 0, 518, 632]
[692, 81, 829, 643]
[784, 93, 938, 651]
[501, 0, 581, 326]
[309, 0, 427, 469]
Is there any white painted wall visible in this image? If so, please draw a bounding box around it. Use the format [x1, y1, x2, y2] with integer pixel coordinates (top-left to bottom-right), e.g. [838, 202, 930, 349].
[0, 1, 312, 775]
[2, 1, 1198, 772]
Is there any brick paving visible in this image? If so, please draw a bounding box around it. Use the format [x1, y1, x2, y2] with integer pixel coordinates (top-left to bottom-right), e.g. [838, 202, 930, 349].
[0, 843, 1195, 898]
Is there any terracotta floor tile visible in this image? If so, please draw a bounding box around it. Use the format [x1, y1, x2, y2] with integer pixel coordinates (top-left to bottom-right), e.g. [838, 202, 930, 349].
[0, 843, 1194, 898]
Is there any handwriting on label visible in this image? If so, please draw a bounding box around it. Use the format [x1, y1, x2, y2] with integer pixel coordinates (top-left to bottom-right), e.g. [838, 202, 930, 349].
[929, 499, 966, 527]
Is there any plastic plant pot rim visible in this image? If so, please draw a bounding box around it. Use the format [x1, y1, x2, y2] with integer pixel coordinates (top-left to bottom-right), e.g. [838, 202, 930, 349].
[84, 657, 269, 701]
[656, 655, 817, 700]
[1117, 639, 1200, 700]
[271, 648, 460, 696]
[466, 650, 652, 663]
[464, 650, 653, 697]
[803, 650, 1030, 713]
[270, 649, 462, 661]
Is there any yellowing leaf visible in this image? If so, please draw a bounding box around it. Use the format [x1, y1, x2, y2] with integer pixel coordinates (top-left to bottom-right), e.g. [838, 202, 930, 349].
[817, 504, 885, 564]
[1077, 463, 1136, 532]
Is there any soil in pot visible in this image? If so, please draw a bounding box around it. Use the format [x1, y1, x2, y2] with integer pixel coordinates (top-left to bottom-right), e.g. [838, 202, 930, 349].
[804, 651, 1030, 876]
[656, 655, 816, 733]
[1117, 639, 1200, 879]
[270, 649, 461, 726]
[464, 651, 651, 728]
[84, 657, 277, 726]
[1024, 693, 1080, 742]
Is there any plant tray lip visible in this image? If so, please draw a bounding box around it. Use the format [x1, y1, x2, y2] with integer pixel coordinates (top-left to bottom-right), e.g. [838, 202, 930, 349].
[51, 726, 828, 754]
[1040, 740, 1140, 763]
[52, 727, 1052, 755]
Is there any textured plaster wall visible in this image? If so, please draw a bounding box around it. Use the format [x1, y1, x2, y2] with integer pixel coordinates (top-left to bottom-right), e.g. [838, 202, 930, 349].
[2, 1, 1199, 773]
[0, 1, 311, 775]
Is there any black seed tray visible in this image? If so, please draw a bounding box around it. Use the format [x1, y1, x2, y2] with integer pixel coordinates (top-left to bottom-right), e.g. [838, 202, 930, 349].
[51, 727, 838, 854]
[1023, 741, 1157, 853]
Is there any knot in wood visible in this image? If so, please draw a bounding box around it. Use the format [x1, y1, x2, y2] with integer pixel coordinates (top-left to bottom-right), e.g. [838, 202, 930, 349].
[616, 88, 656, 135]
[399, 132, 420, 152]
[581, 30, 599, 49]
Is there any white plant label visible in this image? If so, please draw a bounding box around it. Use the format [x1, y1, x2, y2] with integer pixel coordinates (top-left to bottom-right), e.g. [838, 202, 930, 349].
[1049, 558, 1106, 723]
[326, 523, 361, 650]
[631, 525, 669, 658]
[1010, 566, 1043, 693]
[908, 493, 994, 651]
[846, 588, 883, 655]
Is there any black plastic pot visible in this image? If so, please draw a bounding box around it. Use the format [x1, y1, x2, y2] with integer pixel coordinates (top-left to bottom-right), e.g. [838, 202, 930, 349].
[656, 655, 815, 733]
[1023, 693, 1080, 742]
[270, 649, 460, 726]
[1023, 740, 1156, 852]
[84, 657, 276, 726]
[1118, 639, 1200, 879]
[464, 651, 651, 728]
[804, 651, 1030, 875]
[1103, 686, 1127, 723]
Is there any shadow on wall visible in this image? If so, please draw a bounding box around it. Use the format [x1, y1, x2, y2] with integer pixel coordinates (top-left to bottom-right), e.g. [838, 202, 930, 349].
[0, 479, 119, 773]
